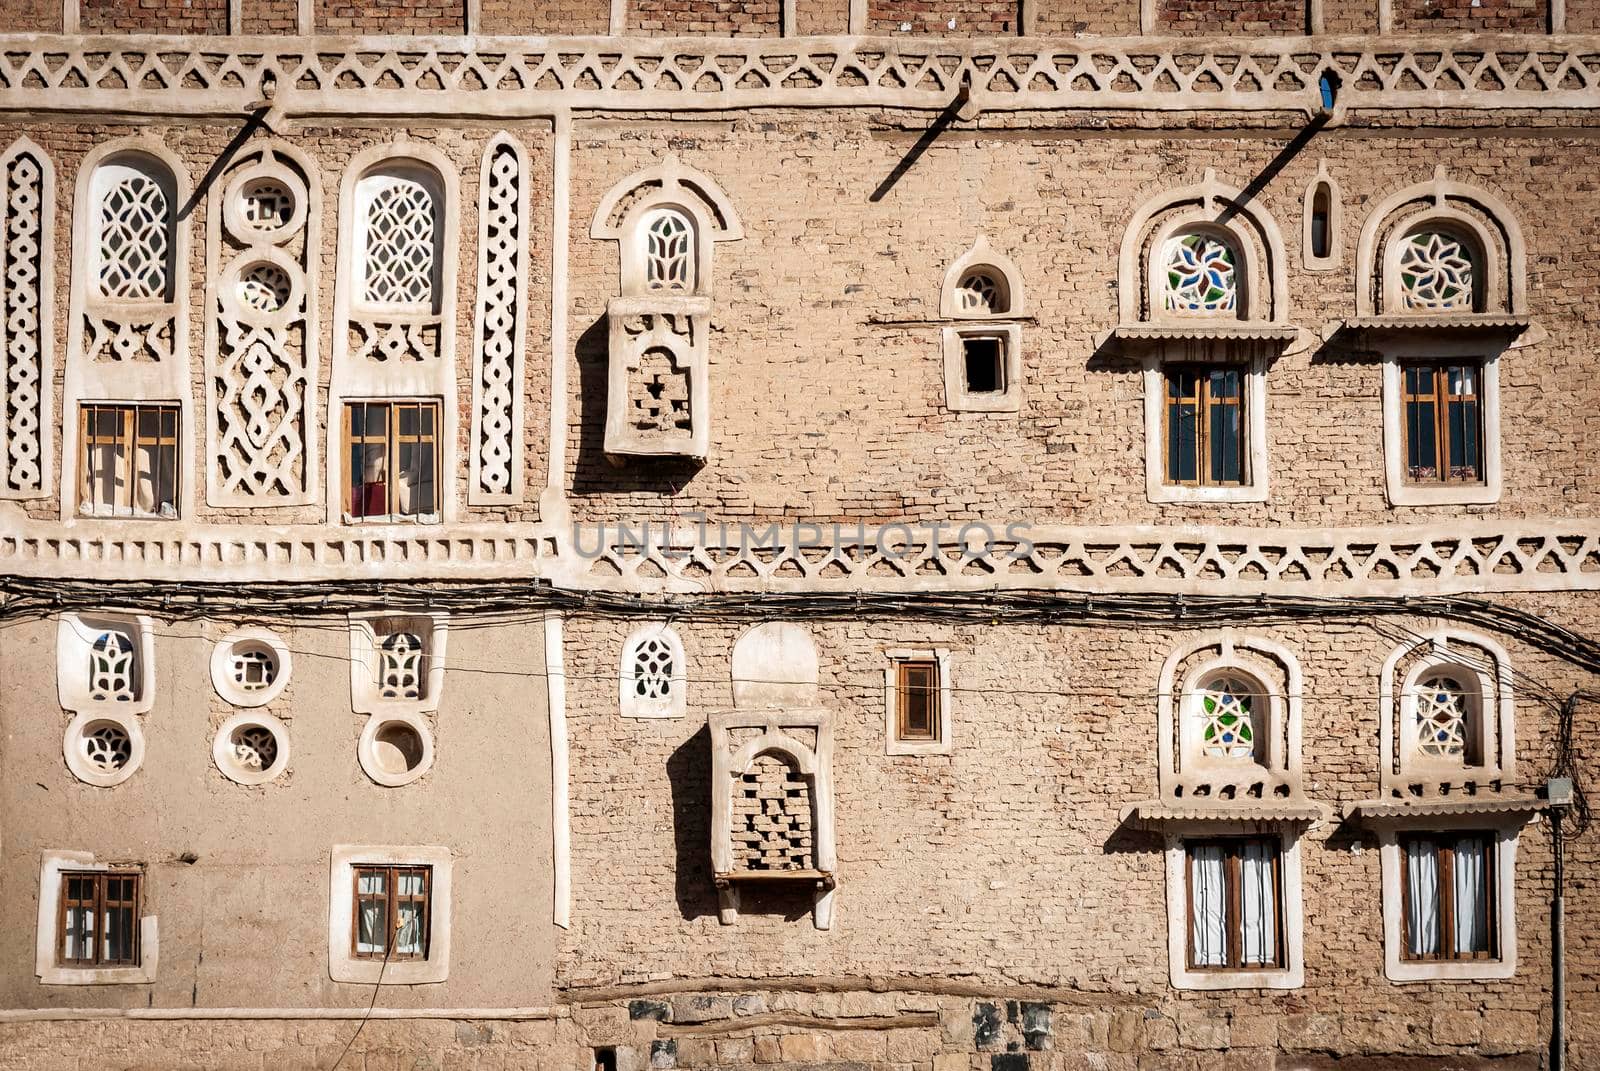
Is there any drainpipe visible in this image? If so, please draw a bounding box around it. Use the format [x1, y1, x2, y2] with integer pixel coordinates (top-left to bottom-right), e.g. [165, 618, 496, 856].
[1546, 776, 1574, 1071]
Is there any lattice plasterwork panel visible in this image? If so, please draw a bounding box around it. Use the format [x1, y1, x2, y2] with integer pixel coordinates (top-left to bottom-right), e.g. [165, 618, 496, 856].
[468, 134, 529, 505]
[0, 139, 53, 500]
[6, 520, 1600, 592]
[0, 36, 1596, 115]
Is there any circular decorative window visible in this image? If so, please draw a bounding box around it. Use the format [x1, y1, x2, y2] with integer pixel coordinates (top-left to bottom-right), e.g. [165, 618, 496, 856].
[64, 712, 144, 787]
[237, 262, 293, 313]
[222, 165, 307, 243]
[209, 627, 292, 707]
[357, 712, 434, 788]
[212, 712, 291, 786]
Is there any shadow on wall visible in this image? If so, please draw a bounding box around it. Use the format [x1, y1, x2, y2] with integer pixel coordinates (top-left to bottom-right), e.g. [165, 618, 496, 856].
[571, 313, 707, 498]
[667, 726, 817, 924]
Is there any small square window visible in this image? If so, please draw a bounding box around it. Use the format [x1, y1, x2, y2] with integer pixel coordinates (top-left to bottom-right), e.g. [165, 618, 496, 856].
[58, 870, 142, 968]
[962, 336, 1005, 395]
[77, 403, 181, 519]
[1185, 838, 1283, 971]
[343, 400, 442, 523]
[895, 660, 940, 743]
[351, 864, 432, 961]
[1400, 832, 1497, 963]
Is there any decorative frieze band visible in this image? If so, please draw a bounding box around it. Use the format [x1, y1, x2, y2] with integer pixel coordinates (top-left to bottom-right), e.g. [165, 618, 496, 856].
[0, 35, 1595, 116]
[2, 519, 1600, 594]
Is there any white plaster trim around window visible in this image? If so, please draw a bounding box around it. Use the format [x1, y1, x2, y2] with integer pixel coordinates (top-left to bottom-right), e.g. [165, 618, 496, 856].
[357, 711, 435, 788]
[544, 611, 571, 929]
[1378, 628, 1516, 791]
[1301, 161, 1342, 272]
[35, 851, 158, 985]
[939, 235, 1027, 319]
[1163, 824, 1304, 991]
[209, 626, 292, 708]
[57, 612, 155, 717]
[347, 612, 449, 716]
[884, 647, 953, 757]
[0, 137, 57, 502]
[1379, 335, 1502, 507]
[212, 711, 291, 786]
[618, 622, 687, 719]
[61, 137, 195, 525]
[328, 845, 452, 985]
[541, 115, 572, 523]
[1141, 350, 1270, 504]
[1377, 819, 1519, 982]
[942, 324, 1022, 414]
[63, 711, 145, 788]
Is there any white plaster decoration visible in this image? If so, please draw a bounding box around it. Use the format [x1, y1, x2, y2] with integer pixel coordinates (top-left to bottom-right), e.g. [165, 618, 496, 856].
[1161, 232, 1239, 314]
[731, 621, 821, 709]
[942, 324, 1022, 414]
[328, 845, 451, 984]
[329, 142, 460, 525]
[1379, 332, 1502, 507]
[542, 115, 572, 522]
[63, 711, 145, 788]
[1376, 818, 1519, 982]
[57, 613, 155, 717]
[212, 711, 291, 786]
[883, 647, 953, 757]
[61, 138, 194, 523]
[203, 143, 321, 507]
[1355, 167, 1526, 320]
[469, 134, 530, 506]
[939, 236, 1025, 413]
[1162, 824, 1305, 990]
[35, 851, 158, 985]
[1151, 632, 1316, 816]
[544, 610, 571, 929]
[1377, 628, 1516, 800]
[592, 155, 743, 460]
[357, 710, 435, 788]
[1140, 345, 1271, 505]
[348, 612, 449, 715]
[939, 235, 1027, 319]
[1301, 161, 1342, 272]
[0, 40, 1596, 116]
[0, 139, 54, 500]
[209, 626, 291, 707]
[618, 623, 687, 719]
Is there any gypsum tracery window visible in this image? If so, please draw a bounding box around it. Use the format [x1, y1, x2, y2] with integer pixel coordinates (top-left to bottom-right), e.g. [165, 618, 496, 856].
[359, 171, 439, 309]
[1195, 675, 1257, 760]
[1412, 671, 1482, 765]
[1398, 229, 1478, 312]
[641, 207, 694, 292]
[631, 635, 674, 701]
[89, 630, 137, 703]
[956, 270, 1008, 315]
[79, 720, 133, 775]
[78, 403, 179, 519]
[95, 165, 172, 301]
[1163, 233, 1238, 314]
[378, 630, 425, 701]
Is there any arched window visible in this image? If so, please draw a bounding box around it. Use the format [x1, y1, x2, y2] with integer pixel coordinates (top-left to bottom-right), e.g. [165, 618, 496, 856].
[1407, 666, 1484, 767]
[937, 237, 1025, 413]
[619, 624, 687, 718]
[1396, 227, 1479, 312]
[91, 157, 174, 302]
[89, 630, 137, 704]
[378, 630, 425, 702]
[1182, 669, 1267, 767]
[640, 206, 695, 292]
[1162, 231, 1239, 315]
[354, 166, 441, 311]
[955, 269, 1008, 316]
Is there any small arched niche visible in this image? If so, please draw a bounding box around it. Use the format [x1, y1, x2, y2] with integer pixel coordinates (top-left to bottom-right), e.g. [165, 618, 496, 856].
[1301, 161, 1342, 271]
[938, 236, 1025, 413]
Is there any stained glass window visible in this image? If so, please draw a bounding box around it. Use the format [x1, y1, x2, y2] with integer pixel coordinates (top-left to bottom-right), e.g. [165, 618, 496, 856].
[1197, 675, 1256, 760]
[1398, 230, 1476, 311]
[1163, 233, 1238, 314]
[1415, 673, 1472, 759]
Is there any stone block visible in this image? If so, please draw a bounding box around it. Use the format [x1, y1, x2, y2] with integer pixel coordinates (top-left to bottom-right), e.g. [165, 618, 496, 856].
[1431, 1010, 1484, 1046]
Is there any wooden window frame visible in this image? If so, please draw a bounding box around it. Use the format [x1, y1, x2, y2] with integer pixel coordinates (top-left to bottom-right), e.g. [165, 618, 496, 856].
[1399, 832, 1499, 963]
[894, 659, 941, 744]
[56, 869, 142, 968]
[341, 400, 443, 523]
[1400, 360, 1485, 486]
[77, 403, 180, 519]
[1183, 837, 1285, 972]
[1162, 363, 1247, 488]
[350, 864, 432, 961]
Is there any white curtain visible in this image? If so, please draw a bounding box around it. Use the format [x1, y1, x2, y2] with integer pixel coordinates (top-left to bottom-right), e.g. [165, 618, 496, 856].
[1239, 841, 1278, 966]
[355, 871, 386, 956]
[1190, 845, 1227, 967]
[1405, 840, 1441, 957]
[396, 871, 426, 955]
[1453, 837, 1489, 955]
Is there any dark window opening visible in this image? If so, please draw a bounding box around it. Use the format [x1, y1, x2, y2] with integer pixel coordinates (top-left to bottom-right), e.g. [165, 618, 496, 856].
[58, 870, 142, 967]
[962, 336, 1005, 395]
[594, 1048, 619, 1071]
[1401, 361, 1484, 484]
[1310, 184, 1331, 260]
[1164, 363, 1246, 487]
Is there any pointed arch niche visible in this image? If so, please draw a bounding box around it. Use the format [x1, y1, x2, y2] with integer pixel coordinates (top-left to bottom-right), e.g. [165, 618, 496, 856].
[590, 155, 743, 461]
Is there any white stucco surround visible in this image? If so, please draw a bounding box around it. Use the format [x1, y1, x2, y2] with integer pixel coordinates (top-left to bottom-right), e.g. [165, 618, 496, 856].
[347, 612, 449, 716]
[1378, 628, 1515, 792]
[618, 622, 688, 719]
[327, 844, 452, 985]
[883, 647, 953, 757]
[35, 850, 159, 985]
[1301, 160, 1343, 272]
[1161, 822, 1305, 991]
[1376, 816, 1519, 982]
[209, 626, 292, 708]
[212, 711, 292, 787]
[57, 612, 154, 788]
